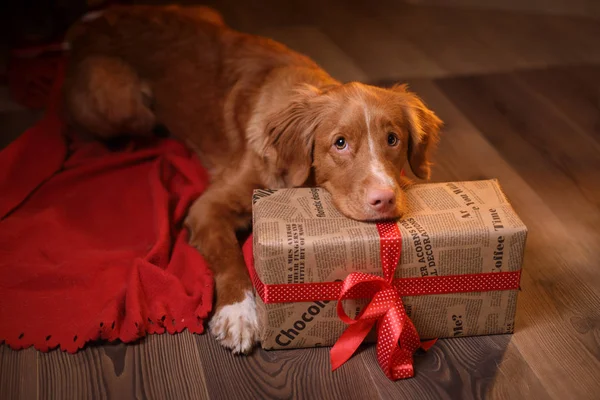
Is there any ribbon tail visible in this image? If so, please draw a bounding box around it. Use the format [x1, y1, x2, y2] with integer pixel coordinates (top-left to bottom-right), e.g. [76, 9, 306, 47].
[420, 338, 437, 351]
[388, 348, 416, 380]
[387, 337, 436, 380]
[330, 319, 376, 371]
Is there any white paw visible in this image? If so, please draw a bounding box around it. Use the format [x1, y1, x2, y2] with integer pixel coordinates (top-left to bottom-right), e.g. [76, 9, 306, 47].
[209, 290, 260, 354]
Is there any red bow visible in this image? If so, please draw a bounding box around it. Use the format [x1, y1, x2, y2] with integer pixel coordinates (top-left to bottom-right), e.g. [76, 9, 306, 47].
[330, 222, 434, 380]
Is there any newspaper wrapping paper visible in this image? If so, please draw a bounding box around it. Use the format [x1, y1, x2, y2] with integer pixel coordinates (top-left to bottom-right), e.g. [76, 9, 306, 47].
[251, 179, 527, 350]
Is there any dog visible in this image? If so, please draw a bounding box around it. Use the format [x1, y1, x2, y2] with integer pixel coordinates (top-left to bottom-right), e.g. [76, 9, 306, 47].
[62, 5, 443, 354]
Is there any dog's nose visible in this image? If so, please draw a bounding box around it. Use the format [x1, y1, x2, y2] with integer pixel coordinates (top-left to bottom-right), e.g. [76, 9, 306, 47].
[367, 188, 396, 213]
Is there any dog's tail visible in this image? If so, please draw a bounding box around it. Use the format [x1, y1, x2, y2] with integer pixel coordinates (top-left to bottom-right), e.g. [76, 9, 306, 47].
[62, 55, 156, 139]
[61, 5, 227, 140]
[63, 10, 156, 139]
[61, 7, 158, 140]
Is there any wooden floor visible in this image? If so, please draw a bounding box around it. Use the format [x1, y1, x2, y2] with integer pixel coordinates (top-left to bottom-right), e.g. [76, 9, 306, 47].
[2, 1, 600, 399]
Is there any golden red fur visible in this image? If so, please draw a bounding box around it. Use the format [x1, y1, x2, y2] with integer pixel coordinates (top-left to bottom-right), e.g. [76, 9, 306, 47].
[62, 5, 442, 354]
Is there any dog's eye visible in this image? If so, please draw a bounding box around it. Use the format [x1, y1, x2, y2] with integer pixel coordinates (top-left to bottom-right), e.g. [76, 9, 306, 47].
[334, 137, 347, 150]
[387, 133, 399, 147]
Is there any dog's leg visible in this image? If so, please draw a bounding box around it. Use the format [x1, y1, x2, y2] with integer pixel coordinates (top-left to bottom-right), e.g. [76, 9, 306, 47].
[185, 169, 260, 354]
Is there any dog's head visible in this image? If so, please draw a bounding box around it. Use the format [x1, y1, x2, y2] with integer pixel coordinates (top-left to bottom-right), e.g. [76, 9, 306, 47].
[263, 82, 442, 221]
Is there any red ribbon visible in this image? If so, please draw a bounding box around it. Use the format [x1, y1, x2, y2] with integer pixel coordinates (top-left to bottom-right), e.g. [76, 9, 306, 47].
[249, 271, 521, 303]
[330, 222, 422, 379]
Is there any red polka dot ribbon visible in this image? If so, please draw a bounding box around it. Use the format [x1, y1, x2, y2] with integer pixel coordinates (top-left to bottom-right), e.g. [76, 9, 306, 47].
[330, 222, 421, 380]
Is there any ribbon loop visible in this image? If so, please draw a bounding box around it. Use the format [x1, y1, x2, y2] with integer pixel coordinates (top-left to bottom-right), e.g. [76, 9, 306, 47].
[330, 222, 424, 380]
[336, 272, 389, 324]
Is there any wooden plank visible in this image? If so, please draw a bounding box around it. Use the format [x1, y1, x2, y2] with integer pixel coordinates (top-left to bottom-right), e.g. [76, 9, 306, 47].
[463, 11, 600, 67]
[193, 316, 551, 400]
[405, 0, 600, 19]
[132, 333, 210, 400]
[193, 332, 382, 400]
[255, 26, 369, 83]
[193, 1, 370, 82]
[479, 71, 600, 198]
[401, 78, 600, 400]
[372, 0, 600, 76]
[512, 65, 600, 146]
[540, 15, 600, 62]
[38, 345, 109, 399]
[359, 335, 552, 400]
[0, 346, 38, 400]
[147, 1, 600, 81]
[33, 332, 209, 399]
[486, 341, 554, 400]
[288, 0, 445, 82]
[370, 2, 507, 75]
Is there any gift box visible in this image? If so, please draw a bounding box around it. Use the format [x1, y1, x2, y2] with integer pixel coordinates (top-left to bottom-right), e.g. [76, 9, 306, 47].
[247, 179, 527, 379]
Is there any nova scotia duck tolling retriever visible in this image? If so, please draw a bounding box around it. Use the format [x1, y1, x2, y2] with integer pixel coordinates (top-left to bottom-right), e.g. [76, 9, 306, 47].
[62, 5, 443, 354]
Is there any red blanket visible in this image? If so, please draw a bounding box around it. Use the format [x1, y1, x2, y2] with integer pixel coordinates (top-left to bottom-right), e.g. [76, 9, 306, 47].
[0, 62, 214, 352]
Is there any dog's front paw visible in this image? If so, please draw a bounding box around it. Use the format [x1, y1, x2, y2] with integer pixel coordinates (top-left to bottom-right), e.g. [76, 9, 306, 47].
[209, 290, 260, 354]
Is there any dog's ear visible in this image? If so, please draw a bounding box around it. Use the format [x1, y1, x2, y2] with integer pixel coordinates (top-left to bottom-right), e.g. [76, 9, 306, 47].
[393, 84, 443, 180]
[262, 85, 327, 187]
